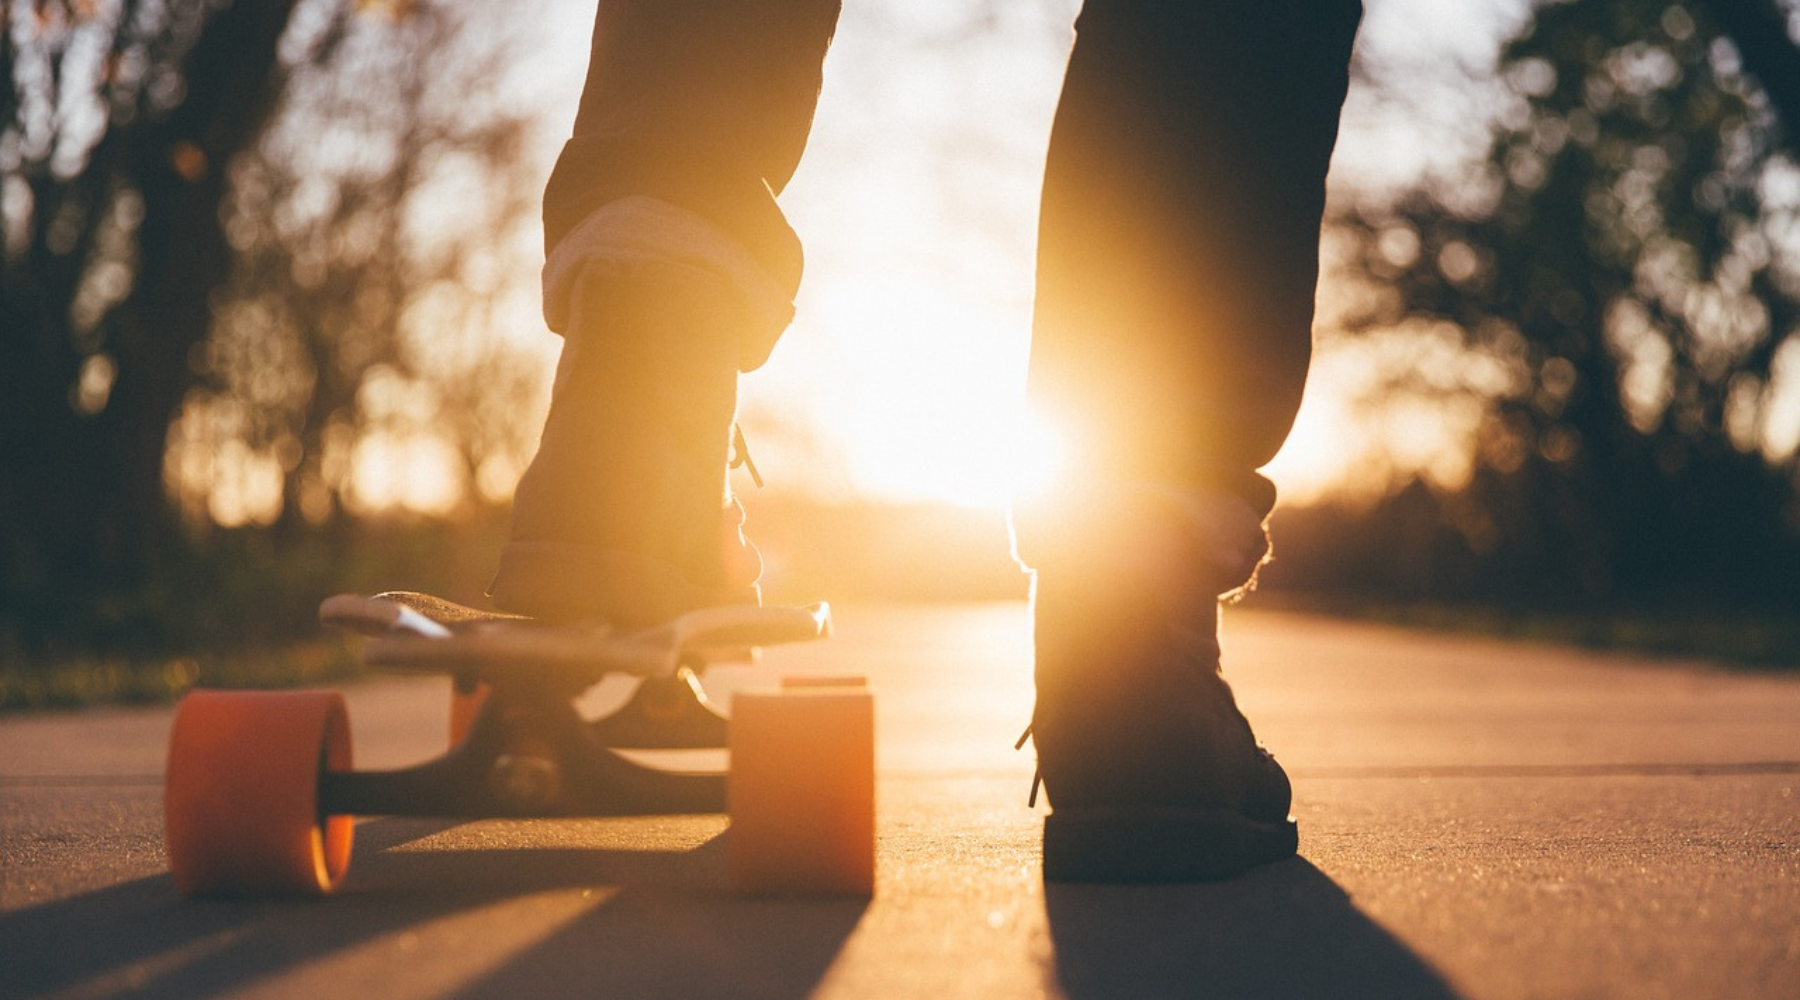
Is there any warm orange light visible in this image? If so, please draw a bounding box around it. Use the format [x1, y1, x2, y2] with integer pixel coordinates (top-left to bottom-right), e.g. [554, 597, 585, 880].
[1005, 408, 1069, 507]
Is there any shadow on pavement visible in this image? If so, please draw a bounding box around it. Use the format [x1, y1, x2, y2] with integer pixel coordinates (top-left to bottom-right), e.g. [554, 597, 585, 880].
[3, 817, 424, 1000]
[2, 819, 861, 1000]
[1045, 858, 1463, 1000]
[440, 837, 866, 1000]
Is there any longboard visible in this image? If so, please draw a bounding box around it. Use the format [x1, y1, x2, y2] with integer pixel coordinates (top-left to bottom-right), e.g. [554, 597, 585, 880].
[163, 592, 871, 898]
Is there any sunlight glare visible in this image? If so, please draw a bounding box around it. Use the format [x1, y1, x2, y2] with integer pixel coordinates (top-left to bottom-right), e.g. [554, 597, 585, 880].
[1007, 409, 1068, 506]
[763, 273, 1043, 509]
[1262, 392, 1354, 506]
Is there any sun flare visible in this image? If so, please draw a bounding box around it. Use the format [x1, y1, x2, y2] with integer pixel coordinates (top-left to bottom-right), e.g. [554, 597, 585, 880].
[746, 271, 1078, 510]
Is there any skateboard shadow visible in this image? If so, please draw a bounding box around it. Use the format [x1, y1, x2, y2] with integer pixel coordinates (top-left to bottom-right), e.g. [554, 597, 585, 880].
[1, 818, 451, 1000]
[437, 836, 868, 1000]
[2, 819, 861, 1000]
[1044, 857, 1464, 1000]
[7, 818, 1450, 1000]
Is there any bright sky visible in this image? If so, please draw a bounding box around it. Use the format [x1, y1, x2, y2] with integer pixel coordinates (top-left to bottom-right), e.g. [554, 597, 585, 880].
[491, 0, 1534, 513]
[750, 0, 1533, 508]
[179, 0, 1800, 528]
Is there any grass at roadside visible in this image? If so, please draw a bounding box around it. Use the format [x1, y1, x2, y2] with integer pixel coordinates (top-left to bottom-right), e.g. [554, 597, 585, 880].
[1259, 594, 1800, 671]
[6, 498, 1795, 712]
[0, 639, 364, 712]
[0, 516, 498, 712]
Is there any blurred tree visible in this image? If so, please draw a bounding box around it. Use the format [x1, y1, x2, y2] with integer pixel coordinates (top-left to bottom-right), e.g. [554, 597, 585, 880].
[1334, 0, 1800, 606]
[171, 1, 543, 537]
[2, 0, 545, 648]
[3, 0, 307, 625]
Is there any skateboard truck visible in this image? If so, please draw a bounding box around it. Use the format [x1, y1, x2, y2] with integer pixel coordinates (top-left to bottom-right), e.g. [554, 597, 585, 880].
[309, 593, 832, 817]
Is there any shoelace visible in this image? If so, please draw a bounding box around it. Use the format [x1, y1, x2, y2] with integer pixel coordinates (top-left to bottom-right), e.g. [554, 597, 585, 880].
[730, 424, 763, 488]
[1015, 723, 1041, 808]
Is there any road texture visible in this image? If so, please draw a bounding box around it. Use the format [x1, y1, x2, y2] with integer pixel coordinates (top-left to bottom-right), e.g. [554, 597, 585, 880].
[3, 604, 1797, 999]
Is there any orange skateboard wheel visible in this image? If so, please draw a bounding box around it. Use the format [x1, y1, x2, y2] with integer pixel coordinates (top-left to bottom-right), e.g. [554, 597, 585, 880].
[164, 690, 354, 897]
[449, 682, 489, 746]
[728, 676, 874, 896]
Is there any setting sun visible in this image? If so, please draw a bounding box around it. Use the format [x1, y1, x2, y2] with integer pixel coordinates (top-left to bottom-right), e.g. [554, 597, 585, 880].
[158, 0, 1461, 525]
[746, 269, 1068, 509]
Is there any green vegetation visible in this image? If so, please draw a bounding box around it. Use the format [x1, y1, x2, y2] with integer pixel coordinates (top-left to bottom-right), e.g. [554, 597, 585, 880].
[0, 516, 506, 711]
[0, 499, 1029, 712]
[3, 1, 543, 638]
[1329, 0, 1800, 608]
[1260, 592, 1800, 671]
[7, 1, 1800, 708]
[0, 643, 359, 713]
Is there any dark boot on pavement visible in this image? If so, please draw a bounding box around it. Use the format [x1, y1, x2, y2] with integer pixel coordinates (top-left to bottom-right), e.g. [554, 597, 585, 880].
[1014, 485, 1297, 882]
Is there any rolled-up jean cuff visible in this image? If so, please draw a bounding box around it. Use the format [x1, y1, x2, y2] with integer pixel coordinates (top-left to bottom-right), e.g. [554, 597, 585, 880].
[544, 197, 797, 372]
[1010, 482, 1273, 599]
[541, 138, 806, 313]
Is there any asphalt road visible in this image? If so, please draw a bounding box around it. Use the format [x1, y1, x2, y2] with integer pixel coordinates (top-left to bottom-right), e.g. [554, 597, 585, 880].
[3, 604, 1797, 1000]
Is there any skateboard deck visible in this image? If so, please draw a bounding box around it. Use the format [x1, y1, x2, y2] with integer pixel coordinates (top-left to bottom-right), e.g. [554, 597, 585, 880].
[320, 591, 832, 749]
[319, 590, 830, 686]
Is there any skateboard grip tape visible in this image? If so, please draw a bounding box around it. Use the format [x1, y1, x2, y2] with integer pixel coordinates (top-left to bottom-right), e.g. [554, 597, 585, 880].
[728, 679, 875, 896]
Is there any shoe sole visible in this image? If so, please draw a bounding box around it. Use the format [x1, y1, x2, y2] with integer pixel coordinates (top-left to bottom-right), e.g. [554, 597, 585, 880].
[1043, 805, 1297, 883]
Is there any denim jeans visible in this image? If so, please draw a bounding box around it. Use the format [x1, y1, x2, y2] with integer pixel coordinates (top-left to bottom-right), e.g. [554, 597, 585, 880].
[542, 0, 1362, 518]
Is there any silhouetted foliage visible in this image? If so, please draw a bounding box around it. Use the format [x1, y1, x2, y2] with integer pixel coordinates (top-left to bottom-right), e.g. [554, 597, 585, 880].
[2, 1, 544, 653]
[4, 0, 308, 635]
[172, 2, 543, 535]
[1325, 0, 1800, 607]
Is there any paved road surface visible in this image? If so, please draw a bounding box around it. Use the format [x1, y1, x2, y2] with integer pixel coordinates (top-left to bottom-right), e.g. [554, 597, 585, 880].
[3, 604, 1797, 999]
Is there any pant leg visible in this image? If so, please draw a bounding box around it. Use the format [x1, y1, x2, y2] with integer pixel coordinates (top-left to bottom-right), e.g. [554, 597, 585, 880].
[542, 0, 843, 302]
[1028, 0, 1362, 517]
[500, 1, 838, 620]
